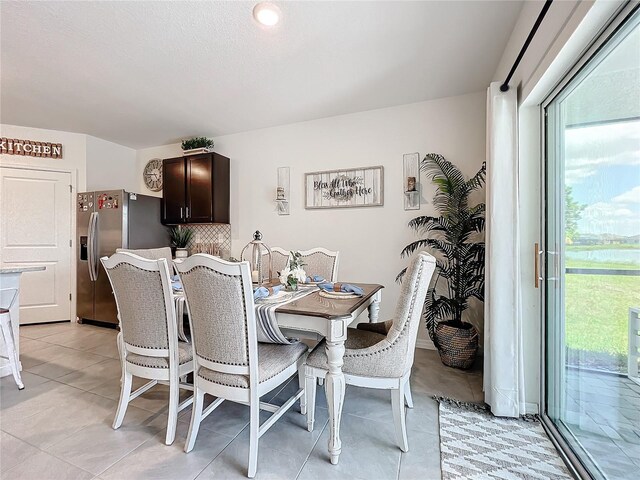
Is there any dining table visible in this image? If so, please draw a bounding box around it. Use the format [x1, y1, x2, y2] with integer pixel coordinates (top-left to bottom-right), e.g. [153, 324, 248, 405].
[171, 279, 383, 465]
[274, 283, 383, 465]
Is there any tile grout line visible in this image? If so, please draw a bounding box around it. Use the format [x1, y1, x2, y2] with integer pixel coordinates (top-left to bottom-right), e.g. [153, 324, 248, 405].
[1, 429, 96, 479]
[190, 409, 255, 480]
[294, 417, 330, 480]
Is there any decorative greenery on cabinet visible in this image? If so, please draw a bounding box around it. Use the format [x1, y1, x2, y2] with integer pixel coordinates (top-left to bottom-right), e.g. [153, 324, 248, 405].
[181, 137, 214, 151]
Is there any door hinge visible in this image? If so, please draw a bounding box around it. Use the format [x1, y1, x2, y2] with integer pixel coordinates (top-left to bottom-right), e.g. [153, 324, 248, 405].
[69, 293, 72, 301]
[69, 239, 72, 247]
[69, 185, 73, 192]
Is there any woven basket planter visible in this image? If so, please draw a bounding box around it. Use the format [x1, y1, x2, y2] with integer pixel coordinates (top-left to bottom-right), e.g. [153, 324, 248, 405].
[435, 321, 478, 369]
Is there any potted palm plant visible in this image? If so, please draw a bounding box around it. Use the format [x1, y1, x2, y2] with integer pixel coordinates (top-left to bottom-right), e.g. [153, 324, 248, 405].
[399, 153, 485, 369]
[169, 226, 194, 258]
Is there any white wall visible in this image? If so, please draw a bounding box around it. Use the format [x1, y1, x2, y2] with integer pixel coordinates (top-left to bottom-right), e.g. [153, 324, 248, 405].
[1, 124, 139, 324]
[137, 91, 487, 348]
[137, 144, 181, 198]
[0, 124, 88, 191]
[86, 135, 137, 192]
[0, 124, 88, 323]
[492, 0, 625, 412]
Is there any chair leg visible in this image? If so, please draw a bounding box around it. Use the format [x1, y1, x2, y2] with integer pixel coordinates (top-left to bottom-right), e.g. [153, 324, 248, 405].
[304, 368, 317, 432]
[184, 388, 204, 453]
[298, 364, 307, 415]
[248, 398, 260, 478]
[166, 375, 180, 445]
[404, 379, 414, 409]
[0, 317, 24, 390]
[391, 385, 409, 452]
[113, 370, 132, 429]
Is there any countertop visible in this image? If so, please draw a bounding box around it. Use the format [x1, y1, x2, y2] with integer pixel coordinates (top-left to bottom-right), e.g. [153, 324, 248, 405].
[0, 266, 46, 274]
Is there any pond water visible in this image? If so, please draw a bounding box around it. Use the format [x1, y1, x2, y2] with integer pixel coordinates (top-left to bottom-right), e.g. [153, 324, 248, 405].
[566, 248, 640, 266]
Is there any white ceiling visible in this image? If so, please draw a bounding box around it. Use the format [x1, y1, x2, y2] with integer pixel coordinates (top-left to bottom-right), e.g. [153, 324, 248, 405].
[1, 1, 522, 149]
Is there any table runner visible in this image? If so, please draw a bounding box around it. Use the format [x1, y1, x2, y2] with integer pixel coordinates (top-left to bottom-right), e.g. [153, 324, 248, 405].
[255, 288, 316, 344]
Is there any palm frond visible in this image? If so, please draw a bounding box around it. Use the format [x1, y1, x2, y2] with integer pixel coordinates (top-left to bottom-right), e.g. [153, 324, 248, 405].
[395, 267, 408, 283]
[400, 153, 486, 333]
[466, 161, 486, 191]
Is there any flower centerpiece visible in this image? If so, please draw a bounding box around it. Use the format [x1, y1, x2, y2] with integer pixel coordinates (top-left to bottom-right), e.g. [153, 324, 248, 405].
[279, 251, 306, 291]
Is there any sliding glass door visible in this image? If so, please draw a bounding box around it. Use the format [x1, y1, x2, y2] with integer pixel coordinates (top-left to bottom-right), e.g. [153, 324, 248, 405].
[544, 8, 639, 480]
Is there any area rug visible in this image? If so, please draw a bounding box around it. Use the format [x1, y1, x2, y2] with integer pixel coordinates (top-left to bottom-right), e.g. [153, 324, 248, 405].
[437, 399, 572, 479]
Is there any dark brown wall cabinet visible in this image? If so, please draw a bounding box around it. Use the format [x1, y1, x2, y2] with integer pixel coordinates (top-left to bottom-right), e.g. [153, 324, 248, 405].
[161, 152, 230, 224]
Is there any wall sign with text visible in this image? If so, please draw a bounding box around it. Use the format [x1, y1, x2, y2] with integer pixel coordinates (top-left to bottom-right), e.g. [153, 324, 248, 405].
[305, 166, 384, 209]
[0, 138, 63, 158]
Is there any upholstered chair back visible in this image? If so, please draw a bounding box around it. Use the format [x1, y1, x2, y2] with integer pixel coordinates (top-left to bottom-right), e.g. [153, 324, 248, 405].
[298, 248, 340, 282]
[101, 252, 174, 350]
[116, 247, 173, 264]
[386, 252, 436, 373]
[261, 247, 289, 278]
[176, 255, 255, 369]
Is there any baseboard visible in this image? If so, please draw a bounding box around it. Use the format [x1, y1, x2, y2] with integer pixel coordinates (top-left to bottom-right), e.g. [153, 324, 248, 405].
[415, 338, 437, 350]
[525, 402, 540, 415]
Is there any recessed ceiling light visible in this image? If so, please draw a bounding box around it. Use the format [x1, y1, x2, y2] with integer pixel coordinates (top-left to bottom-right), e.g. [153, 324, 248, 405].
[253, 2, 281, 27]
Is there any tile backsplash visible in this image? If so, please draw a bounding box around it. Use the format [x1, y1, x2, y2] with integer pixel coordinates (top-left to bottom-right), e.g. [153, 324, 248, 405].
[185, 224, 231, 258]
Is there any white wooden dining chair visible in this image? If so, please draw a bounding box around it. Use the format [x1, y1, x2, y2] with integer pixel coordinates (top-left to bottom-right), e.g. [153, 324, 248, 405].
[298, 247, 340, 282]
[304, 252, 436, 452]
[261, 246, 289, 278]
[176, 254, 309, 478]
[262, 247, 339, 283]
[116, 247, 190, 342]
[100, 252, 194, 445]
[0, 288, 24, 390]
[116, 247, 174, 271]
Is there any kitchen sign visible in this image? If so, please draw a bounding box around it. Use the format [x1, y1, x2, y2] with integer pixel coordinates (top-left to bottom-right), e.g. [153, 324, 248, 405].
[305, 166, 384, 209]
[0, 138, 63, 158]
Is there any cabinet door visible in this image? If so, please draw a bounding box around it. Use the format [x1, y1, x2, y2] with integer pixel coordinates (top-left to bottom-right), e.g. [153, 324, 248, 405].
[186, 154, 213, 222]
[212, 153, 230, 223]
[161, 157, 186, 224]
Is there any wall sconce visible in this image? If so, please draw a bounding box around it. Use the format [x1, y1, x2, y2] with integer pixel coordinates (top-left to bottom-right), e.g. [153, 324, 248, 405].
[403, 152, 420, 210]
[276, 166, 290, 215]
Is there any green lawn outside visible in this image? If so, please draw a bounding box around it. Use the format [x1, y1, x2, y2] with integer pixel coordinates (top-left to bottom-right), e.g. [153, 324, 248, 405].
[564, 250, 640, 371]
[566, 243, 640, 252]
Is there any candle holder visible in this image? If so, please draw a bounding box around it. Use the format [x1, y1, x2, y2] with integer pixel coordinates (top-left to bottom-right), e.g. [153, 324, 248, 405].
[275, 167, 290, 215]
[240, 230, 273, 285]
[403, 152, 420, 210]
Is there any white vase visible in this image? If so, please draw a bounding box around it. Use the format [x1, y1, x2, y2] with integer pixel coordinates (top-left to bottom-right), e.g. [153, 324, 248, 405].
[175, 248, 189, 258]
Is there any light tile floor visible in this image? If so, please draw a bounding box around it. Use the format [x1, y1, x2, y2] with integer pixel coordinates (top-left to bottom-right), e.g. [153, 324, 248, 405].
[1, 322, 483, 480]
[564, 369, 640, 480]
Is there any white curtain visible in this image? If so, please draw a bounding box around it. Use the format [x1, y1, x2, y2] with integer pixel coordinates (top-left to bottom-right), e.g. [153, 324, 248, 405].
[483, 82, 526, 417]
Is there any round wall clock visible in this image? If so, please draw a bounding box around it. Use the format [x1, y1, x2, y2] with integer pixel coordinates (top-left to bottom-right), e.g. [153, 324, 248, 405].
[143, 158, 163, 192]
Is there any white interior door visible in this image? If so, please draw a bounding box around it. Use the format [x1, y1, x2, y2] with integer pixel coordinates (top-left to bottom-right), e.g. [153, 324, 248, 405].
[0, 167, 72, 324]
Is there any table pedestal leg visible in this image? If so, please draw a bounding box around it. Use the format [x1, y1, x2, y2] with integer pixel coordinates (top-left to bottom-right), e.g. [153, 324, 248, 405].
[325, 339, 346, 465]
[368, 296, 380, 323]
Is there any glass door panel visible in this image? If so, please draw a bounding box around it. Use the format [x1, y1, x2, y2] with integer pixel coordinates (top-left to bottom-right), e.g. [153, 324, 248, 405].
[545, 10, 640, 480]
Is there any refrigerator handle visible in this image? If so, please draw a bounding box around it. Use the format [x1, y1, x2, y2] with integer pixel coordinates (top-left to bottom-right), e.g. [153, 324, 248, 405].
[92, 212, 100, 280]
[87, 212, 94, 281]
[88, 212, 98, 281]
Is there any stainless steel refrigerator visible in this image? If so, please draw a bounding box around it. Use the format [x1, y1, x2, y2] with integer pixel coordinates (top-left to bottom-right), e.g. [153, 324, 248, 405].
[76, 190, 169, 326]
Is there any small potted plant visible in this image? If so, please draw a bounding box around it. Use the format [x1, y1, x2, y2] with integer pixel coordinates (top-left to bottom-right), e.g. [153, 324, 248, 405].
[181, 137, 215, 155]
[169, 226, 194, 258]
[399, 153, 485, 369]
[279, 251, 306, 291]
